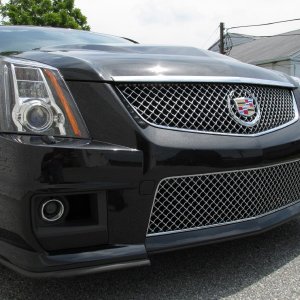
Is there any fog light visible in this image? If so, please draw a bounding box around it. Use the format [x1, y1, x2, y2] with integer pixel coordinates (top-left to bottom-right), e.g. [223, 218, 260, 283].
[41, 199, 65, 222]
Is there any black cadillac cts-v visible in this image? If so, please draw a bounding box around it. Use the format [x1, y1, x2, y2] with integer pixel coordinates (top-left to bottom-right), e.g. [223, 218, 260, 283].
[0, 25, 300, 277]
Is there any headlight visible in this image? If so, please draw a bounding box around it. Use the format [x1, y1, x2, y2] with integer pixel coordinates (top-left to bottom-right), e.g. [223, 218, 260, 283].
[0, 58, 89, 138]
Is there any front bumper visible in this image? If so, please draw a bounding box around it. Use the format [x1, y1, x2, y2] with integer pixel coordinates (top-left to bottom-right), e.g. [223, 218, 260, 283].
[0, 130, 300, 277]
[0, 82, 300, 277]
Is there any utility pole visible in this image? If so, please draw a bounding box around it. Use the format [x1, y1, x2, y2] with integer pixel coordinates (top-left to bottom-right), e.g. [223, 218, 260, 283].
[219, 22, 225, 54]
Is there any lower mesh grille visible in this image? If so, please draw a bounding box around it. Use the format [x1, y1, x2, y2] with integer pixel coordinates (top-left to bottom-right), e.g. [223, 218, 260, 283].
[147, 160, 300, 236]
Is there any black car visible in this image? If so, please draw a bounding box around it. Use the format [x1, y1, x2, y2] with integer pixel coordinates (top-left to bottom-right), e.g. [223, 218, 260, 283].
[0, 25, 300, 277]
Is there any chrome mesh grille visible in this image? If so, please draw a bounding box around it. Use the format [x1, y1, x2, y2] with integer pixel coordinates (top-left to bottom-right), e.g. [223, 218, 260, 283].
[116, 83, 296, 135]
[147, 160, 300, 236]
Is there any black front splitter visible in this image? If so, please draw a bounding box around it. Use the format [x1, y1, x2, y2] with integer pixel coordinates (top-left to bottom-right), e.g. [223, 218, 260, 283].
[0, 242, 150, 278]
[0, 256, 150, 279]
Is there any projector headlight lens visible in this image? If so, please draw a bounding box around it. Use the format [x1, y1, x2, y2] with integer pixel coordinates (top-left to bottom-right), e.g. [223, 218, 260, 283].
[23, 101, 53, 131]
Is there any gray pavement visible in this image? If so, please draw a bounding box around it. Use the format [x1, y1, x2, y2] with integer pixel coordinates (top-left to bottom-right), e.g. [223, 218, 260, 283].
[1, 218, 300, 300]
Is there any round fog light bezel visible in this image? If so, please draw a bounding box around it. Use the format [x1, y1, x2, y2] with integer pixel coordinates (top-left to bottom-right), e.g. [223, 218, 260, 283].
[41, 199, 65, 222]
[21, 100, 54, 132]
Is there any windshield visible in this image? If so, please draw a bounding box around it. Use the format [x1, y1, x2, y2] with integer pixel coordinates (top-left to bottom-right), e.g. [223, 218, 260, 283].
[0, 26, 132, 53]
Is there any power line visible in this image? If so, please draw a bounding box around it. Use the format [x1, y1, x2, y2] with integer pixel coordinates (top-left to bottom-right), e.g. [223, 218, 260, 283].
[227, 18, 300, 31]
[227, 33, 300, 39]
[250, 33, 300, 37]
[224, 33, 233, 55]
[202, 25, 220, 48]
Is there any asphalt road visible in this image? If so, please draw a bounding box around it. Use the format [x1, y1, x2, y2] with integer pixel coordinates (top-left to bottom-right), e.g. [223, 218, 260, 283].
[1, 219, 300, 300]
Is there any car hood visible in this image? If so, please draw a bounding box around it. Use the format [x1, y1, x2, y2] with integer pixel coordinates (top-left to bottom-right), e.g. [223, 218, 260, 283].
[15, 44, 293, 84]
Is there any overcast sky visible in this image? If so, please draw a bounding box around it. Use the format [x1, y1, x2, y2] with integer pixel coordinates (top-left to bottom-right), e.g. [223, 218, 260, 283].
[75, 0, 300, 49]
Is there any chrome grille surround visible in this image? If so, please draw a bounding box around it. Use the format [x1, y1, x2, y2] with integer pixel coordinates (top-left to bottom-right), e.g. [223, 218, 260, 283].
[116, 82, 298, 136]
[147, 159, 300, 236]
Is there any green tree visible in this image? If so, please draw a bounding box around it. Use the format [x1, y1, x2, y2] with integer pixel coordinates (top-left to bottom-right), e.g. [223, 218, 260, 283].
[0, 0, 90, 30]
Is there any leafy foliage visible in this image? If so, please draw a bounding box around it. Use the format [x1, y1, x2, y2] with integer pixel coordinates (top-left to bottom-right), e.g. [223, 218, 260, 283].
[0, 0, 90, 30]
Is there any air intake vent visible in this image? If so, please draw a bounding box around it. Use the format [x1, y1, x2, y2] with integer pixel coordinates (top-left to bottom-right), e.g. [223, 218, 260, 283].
[147, 159, 300, 236]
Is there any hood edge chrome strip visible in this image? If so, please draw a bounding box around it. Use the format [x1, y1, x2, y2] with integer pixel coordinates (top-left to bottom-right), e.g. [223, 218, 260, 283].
[111, 76, 296, 88]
